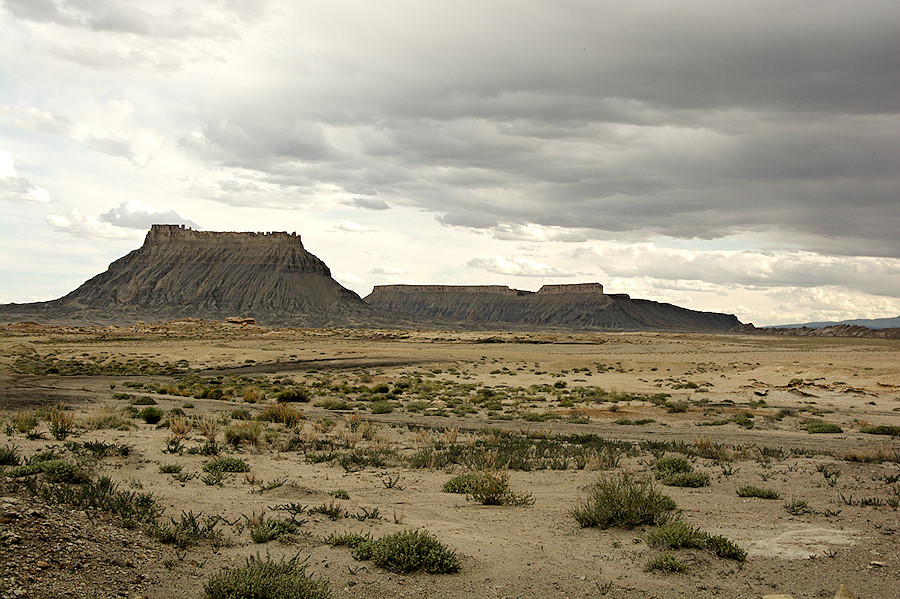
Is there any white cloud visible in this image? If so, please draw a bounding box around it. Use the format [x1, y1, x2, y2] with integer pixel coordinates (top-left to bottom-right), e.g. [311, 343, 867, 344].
[46, 207, 138, 240]
[334, 271, 364, 286]
[467, 254, 574, 277]
[371, 265, 406, 275]
[333, 220, 375, 233]
[490, 223, 586, 243]
[0, 151, 51, 204]
[99, 199, 197, 229]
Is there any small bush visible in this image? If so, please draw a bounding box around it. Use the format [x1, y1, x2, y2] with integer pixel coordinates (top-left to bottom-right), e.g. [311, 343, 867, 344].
[204, 554, 331, 599]
[351, 529, 460, 574]
[159, 463, 183, 474]
[130, 396, 157, 405]
[138, 407, 165, 425]
[7, 459, 90, 483]
[860, 425, 900, 437]
[466, 470, 534, 506]
[204, 457, 250, 473]
[645, 552, 688, 573]
[806, 420, 842, 434]
[250, 518, 298, 543]
[369, 401, 394, 414]
[276, 389, 310, 403]
[737, 485, 780, 499]
[0, 444, 21, 466]
[225, 421, 263, 448]
[443, 472, 492, 494]
[258, 403, 304, 427]
[49, 409, 76, 440]
[571, 473, 677, 529]
[661, 471, 710, 488]
[783, 498, 812, 515]
[647, 520, 746, 562]
[325, 531, 371, 548]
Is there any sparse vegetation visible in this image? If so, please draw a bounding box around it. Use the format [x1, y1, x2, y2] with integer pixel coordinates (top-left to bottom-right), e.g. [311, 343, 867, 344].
[350, 529, 460, 574]
[204, 554, 331, 599]
[737, 485, 780, 499]
[571, 473, 677, 529]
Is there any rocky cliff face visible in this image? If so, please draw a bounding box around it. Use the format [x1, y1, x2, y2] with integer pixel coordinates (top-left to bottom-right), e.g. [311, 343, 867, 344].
[0, 225, 379, 326]
[733, 323, 900, 339]
[364, 283, 743, 332]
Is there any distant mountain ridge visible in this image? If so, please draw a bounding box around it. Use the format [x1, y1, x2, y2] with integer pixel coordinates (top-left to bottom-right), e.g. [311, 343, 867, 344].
[773, 315, 900, 330]
[364, 283, 742, 332]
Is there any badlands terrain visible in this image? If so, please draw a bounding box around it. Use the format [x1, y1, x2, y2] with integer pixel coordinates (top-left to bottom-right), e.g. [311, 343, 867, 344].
[1, 321, 899, 598]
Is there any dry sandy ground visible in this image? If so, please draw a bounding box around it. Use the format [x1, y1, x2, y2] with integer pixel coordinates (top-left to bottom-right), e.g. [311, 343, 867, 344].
[1, 322, 899, 599]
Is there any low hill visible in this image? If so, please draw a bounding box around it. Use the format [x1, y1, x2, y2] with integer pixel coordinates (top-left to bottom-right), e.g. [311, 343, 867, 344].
[364, 283, 742, 332]
[773, 315, 900, 330]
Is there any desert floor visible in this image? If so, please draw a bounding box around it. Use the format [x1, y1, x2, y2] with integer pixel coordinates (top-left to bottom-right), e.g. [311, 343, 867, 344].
[1, 321, 899, 599]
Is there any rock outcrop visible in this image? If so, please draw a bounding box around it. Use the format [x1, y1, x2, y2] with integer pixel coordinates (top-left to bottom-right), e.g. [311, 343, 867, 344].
[364, 283, 742, 332]
[0, 225, 381, 327]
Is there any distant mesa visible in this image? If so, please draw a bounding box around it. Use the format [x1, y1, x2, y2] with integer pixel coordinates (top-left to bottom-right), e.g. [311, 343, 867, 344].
[0, 224, 380, 327]
[364, 283, 742, 332]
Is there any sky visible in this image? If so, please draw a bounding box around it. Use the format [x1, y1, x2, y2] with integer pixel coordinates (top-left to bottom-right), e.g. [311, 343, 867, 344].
[1, 0, 899, 326]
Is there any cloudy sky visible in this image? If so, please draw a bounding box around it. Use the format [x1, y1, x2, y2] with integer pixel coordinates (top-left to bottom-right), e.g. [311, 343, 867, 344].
[2, 0, 898, 326]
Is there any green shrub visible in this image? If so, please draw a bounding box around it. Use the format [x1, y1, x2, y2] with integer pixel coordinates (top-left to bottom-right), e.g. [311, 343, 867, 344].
[351, 529, 460, 574]
[204, 554, 331, 599]
[737, 485, 780, 499]
[138, 406, 165, 424]
[806, 420, 842, 434]
[313, 398, 353, 411]
[646, 520, 746, 562]
[204, 457, 250, 473]
[329, 489, 350, 500]
[860, 425, 900, 437]
[0, 444, 21, 466]
[276, 389, 309, 403]
[571, 473, 677, 529]
[250, 518, 298, 543]
[6, 459, 90, 483]
[225, 421, 262, 447]
[661, 471, 710, 488]
[131, 396, 157, 405]
[230, 409, 251, 420]
[49, 409, 76, 440]
[466, 470, 534, 506]
[159, 463, 183, 474]
[325, 531, 371, 548]
[257, 403, 304, 427]
[369, 401, 394, 414]
[654, 455, 692, 478]
[645, 552, 688, 573]
[443, 472, 491, 494]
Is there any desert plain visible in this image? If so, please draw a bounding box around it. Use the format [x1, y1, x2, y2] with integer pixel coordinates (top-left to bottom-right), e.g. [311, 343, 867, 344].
[1, 321, 898, 599]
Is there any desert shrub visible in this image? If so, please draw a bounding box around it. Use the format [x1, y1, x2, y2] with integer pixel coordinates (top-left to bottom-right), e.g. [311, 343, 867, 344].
[225, 421, 263, 448]
[276, 389, 309, 403]
[571, 473, 677, 529]
[783, 498, 812, 515]
[0, 444, 21, 466]
[806, 420, 842, 434]
[131, 396, 157, 405]
[138, 406, 165, 424]
[325, 531, 371, 548]
[204, 554, 331, 599]
[7, 459, 90, 484]
[654, 455, 709, 487]
[82, 406, 132, 430]
[662, 471, 710, 488]
[443, 471, 492, 494]
[204, 456, 250, 473]
[258, 403, 304, 427]
[49, 409, 76, 440]
[151, 511, 226, 549]
[12, 411, 39, 434]
[250, 518, 298, 543]
[313, 398, 353, 411]
[645, 552, 688, 573]
[647, 520, 746, 561]
[369, 401, 394, 414]
[737, 485, 780, 499]
[351, 529, 460, 574]
[230, 409, 252, 420]
[466, 470, 534, 506]
[860, 425, 900, 437]
[159, 463, 183, 474]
